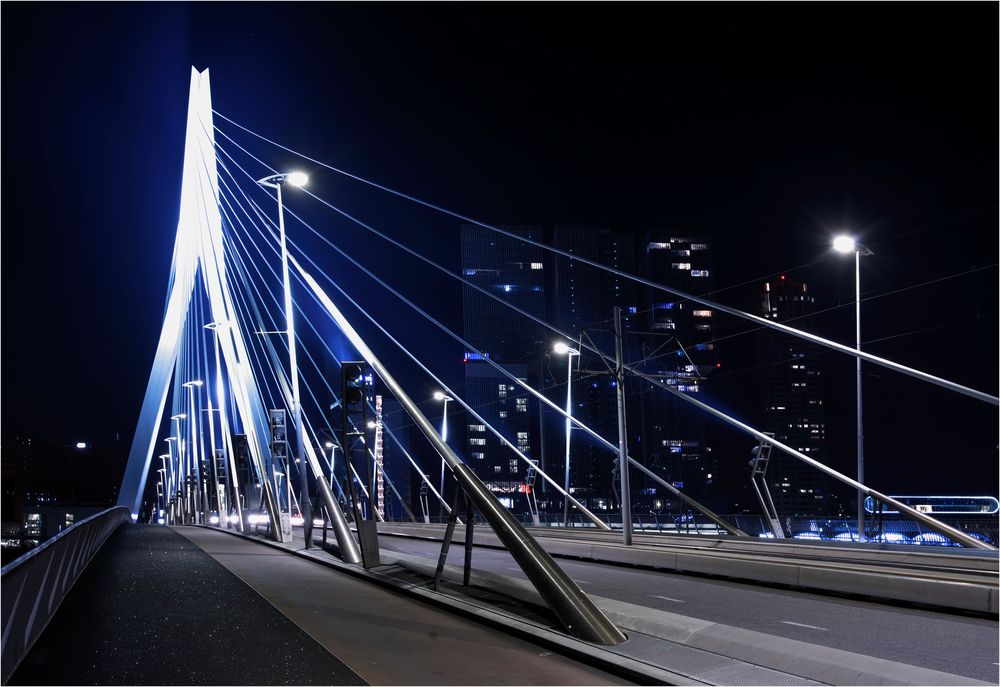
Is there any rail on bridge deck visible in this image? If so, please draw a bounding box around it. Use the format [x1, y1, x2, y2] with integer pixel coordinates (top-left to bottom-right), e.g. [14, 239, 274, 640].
[1, 506, 130, 683]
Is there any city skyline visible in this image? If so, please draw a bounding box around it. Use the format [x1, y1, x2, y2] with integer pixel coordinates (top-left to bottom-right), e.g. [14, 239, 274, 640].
[1, 6, 996, 685]
[2, 2, 997, 518]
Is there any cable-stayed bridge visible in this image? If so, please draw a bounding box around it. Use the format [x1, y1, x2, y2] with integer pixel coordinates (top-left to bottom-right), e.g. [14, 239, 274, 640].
[2, 68, 997, 686]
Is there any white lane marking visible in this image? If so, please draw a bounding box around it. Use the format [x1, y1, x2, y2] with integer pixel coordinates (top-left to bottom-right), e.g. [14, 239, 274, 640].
[781, 621, 828, 631]
[651, 595, 686, 603]
[576, 580, 591, 584]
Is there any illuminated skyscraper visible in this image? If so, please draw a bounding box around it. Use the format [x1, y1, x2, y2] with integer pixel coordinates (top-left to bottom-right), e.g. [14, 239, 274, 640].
[638, 235, 720, 512]
[460, 225, 545, 505]
[461, 225, 723, 515]
[758, 276, 837, 516]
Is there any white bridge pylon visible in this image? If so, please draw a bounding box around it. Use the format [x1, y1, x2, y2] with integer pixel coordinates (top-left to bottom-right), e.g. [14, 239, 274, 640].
[117, 68, 283, 528]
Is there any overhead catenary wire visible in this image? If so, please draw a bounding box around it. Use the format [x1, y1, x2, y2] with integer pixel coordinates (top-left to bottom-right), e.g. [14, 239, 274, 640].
[216, 158, 452, 514]
[211, 113, 998, 406]
[222, 178, 610, 529]
[222, 194, 400, 508]
[214, 139, 742, 534]
[214, 135, 998, 547]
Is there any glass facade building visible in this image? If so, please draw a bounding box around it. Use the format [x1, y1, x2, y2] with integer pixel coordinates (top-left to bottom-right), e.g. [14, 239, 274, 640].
[758, 276, 839, 516]
[461, 225, 722, 515]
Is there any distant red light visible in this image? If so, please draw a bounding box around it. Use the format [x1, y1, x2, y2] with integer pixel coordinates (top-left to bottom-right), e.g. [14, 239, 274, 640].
[716, 362, 722, 368]
[779, 274, 786, 281]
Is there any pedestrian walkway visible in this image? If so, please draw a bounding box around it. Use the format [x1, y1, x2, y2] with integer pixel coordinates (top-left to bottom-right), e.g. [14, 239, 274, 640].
[9, 525, 630, 686]
[9, 525, 364, 685]
[173, 526, 629, 685]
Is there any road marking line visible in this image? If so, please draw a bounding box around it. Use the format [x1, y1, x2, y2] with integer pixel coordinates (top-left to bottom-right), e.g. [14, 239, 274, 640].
[651, 595, 686, 603]
[781, 621, 828, 631]
[576, 580, 591, 584]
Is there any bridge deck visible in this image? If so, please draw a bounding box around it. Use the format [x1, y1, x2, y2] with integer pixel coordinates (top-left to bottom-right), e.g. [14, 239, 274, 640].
[9, 525, 628, 686]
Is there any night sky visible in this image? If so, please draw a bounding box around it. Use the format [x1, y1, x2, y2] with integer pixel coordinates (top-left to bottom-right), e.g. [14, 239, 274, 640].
[2, 3, 997, 503]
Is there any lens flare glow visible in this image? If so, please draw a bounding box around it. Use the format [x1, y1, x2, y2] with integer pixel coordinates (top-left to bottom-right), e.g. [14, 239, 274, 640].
[832, 235, 856, 253]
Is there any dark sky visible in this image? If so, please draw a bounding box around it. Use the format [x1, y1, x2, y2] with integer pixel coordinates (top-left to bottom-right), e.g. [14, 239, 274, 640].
[2, 3, 997, 501]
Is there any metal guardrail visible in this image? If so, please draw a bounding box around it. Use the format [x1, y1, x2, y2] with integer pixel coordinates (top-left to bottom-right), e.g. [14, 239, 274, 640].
[388, 512, 1000, 547]
[1, 506, 131, 683]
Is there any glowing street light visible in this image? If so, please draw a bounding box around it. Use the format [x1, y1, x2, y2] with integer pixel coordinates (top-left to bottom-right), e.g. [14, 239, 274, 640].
[832, 234, 873, 542]
[433, 391, 453, 514]
[205, 320, 241, 530]
[168, 416, 186, 502]
[156, 467, 167, 517]
[182, 381, 204, 523]
[832, 235, 856, 254]
[553, 343, 581, 527]
[258, 172, 311, 542]
[323, 442, 337, 492]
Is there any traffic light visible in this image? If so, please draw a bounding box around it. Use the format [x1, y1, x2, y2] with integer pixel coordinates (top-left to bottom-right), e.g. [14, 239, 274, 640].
[269, 409, 289, 460]
[341, 362, 367, 409]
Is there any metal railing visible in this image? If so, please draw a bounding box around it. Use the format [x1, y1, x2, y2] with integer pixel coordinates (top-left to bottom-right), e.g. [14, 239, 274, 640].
[1, 506, 131, 682]
[384, 512, 999, 547]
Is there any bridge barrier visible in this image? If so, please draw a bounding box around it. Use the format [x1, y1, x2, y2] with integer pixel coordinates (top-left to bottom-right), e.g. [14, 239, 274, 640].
[1, 506, 131, 683]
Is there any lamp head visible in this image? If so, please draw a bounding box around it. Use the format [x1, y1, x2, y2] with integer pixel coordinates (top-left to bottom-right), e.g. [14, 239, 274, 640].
[553, 342, 579, 355]
[182, 380, 204, 388]
[287, 171, 309, 187]
[832, 235, 856, 254]
[171, 414, 187, 420]
[433, 391, 446, 401]
[257, 172, 309, 188]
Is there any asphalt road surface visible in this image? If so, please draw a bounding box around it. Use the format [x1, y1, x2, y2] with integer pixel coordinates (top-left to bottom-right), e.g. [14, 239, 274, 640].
[376, 533, 1000, 683]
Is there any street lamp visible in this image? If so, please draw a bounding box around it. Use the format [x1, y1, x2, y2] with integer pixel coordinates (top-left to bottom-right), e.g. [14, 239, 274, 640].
[156, 467, 167, 518]
[433, 391, 453, 516]
[832, 234, 874, 542]
[182, 381, 204, 523]
[164, 438, 178, 523]
[169, 415, 186, 519]
[258, 171, 311, 541]
[159, 453, 171, 515]
[205, 321, 242, 530]
[324, 442, 337, 493]
[553, 343, 581, 527]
